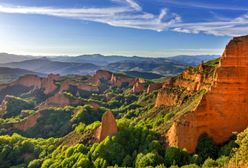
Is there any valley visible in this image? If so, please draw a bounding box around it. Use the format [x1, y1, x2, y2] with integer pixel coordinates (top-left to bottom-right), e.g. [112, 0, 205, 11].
[0, 36, 248, 167]
[0, 54, 218, 82]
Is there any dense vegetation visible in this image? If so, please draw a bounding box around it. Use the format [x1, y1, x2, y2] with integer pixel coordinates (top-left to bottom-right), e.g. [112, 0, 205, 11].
[0, 58, 248, 167]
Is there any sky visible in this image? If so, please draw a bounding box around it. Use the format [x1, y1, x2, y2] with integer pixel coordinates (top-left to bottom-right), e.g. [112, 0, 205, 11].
[0, 0, 247, 57]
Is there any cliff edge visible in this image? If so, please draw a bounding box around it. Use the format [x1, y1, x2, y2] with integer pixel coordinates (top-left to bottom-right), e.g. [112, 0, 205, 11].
[166, 36, 248, 153]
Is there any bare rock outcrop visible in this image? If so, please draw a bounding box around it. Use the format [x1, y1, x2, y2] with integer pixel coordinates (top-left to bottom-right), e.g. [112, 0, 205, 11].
[155, 90, 179, 107]
[166, 36, 248, 153]
[41, 74, 60, 94]
[38, 93, 82, 109]
[93, 70, 112, 81]
[132, 80, 146, 93]
[110, 74, 136, 87]
[12, 111, 41, 131]
[155, 63, 215, 107]
[12, 75, 42, 89]
[147, 83, 162, 93]
[1, 74, 60, 95]
[95, 111, 118, 142]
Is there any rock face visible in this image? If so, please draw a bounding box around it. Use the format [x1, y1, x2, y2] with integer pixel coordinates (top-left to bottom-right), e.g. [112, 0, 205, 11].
[1, 74, 60, 96]
[155, 63, 215, 108]
[93, 70, 112, 81]
[38, 93, 82, 109]
[41, 74, 60, 94]
[110, 74, 136, 86]
[13, 75, 42, 89]
[95, 111, 118, 142]
[155, 90, 179, 107]
[166, 36, 248, 153]
[147, 83, 162, 93]
[12, 112, 41, 131]
[132, 79, 146, 93]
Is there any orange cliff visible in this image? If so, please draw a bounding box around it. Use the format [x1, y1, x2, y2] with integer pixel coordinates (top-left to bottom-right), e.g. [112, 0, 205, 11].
[95, 111, 118, 142]
[147, 83, 162, 93]
[166, 36, 248, 153]
[3, 74, 60, 95]
[155, 63, 215, 107]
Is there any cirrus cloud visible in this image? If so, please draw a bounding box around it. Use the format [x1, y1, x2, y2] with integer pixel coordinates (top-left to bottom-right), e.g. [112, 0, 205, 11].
[0, 0, 180, 32]
[0, 0, 247, 36]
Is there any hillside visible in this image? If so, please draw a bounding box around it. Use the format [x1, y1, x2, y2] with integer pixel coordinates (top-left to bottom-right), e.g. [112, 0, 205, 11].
[0, 37, 248, 168]
[51, 54, 219, 67]
[0, 53, 34, 64]
[167, 55, 219, 66]
[0, 53, 219, 79]
[0, 57, 99, 75]
[0, 58, 231, 167]
[0, 67, 44, 84]
[105, 60, 186, 77]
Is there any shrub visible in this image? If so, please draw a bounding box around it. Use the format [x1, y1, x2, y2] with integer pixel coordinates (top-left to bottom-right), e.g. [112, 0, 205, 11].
[165, 147, 190, 166]
[3, 96, 34, 118]
[202, 158, 219, 168]
[196, 133, 218, 161]
[135, 152, 163, 168]
[75, 122, 86, 133]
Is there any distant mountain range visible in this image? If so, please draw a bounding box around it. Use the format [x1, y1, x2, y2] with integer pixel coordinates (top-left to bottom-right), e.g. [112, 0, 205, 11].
[0, 67, 44, 84]
[0, 53, 219, 82]
[167, 55, 220, 66]
[0, 53, 34, 64]
[50, 54, 219, 66]
[0, 57, 99, 75]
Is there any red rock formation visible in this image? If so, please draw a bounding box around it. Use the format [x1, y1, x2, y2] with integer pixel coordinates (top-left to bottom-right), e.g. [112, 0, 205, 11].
[155, 90, 179, 107]
[110, 74, 136, 86]
[12, 112, 41, 131]
[155, 64, 214, 108]
[147, 83, 162, 93]
[41, 74, 60, 94]
[3, 74, 60, 95]
[12, 75, 42, 88]
[59, 80, 71, 93]
[132, 82, 145, 93]
[89, 70, 113, 86]
[166, 36, 248, 153]
[95, 111, 118, 142]
[38, 93, 82, 109]
[94, 70, 112, 81]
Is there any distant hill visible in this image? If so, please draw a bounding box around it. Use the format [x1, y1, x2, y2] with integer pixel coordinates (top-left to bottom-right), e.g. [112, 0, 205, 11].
[0, 57, 99, 75]
[104, 60, 186, 76]
[51, 54, 219, 66]
[0, 67, 43, 84]
[167, 55, 219, 66]
[0, 53, 35, 64]
[0, 53, 219, 78]
[51, 54, 132, 66]
[123, 71, 164, 80]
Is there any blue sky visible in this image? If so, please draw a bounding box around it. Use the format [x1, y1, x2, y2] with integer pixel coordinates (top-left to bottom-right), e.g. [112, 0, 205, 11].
[0, 0, 247, 57]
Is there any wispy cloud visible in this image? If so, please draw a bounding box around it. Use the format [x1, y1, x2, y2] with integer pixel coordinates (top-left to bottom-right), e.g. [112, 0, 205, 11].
[125, 0, 142, 11]
[173, 14, 248, 36]
[164, 0, 248, 11]
[0, 0, 247, 36]
[0, 1, 180, 32]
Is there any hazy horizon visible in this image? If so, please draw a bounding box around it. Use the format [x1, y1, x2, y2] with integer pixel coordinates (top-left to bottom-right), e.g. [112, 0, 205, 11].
[0, 51, 221, 58]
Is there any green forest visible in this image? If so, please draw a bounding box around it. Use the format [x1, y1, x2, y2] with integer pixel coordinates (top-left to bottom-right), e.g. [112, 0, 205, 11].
[0, 59, 247, 168]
